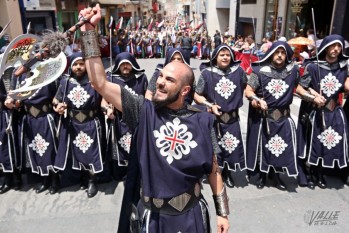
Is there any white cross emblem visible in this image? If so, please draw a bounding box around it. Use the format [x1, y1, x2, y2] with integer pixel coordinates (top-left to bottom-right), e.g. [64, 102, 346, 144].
[218, 132, 240, 153]
[29, 134, 50, 156]
[265, 79, 289, 99]
[67, 85, 90, 108]
[214, 76, 236, 99]
[153, 117, 198, 164]
[320, 72, 342, 97]
[265, 134, 288, 157]
[317, 126, 342, 149]
[118, 132, 132, 153]
[73, 131, 94, 153]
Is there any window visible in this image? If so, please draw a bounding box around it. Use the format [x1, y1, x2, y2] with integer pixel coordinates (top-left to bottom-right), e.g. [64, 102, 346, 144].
[241, 0, 257, 4]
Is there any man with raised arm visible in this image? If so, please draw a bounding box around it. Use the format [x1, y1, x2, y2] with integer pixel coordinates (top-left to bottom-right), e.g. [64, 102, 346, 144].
[78, 4, 229, 233]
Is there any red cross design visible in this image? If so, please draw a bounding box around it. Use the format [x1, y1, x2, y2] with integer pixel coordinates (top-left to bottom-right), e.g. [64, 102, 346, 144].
[164, 130, 185, 151]
[324, 81, 335, 90]
[274, 82, 282, 93]
[326, 133, 335, 144]
[75, 90, 82, 101]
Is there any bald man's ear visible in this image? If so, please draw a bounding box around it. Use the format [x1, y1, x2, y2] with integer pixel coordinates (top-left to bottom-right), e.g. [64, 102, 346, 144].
[181, 85, 191, 97]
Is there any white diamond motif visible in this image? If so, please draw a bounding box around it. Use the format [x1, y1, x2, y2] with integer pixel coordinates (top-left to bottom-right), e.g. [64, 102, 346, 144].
[73, 131, 94, 153]
[214, 76, 236, 99]
[28, 134, 50, 156]
[265, 79, 289, 99]
[218, 132, 240, 153]
[317, 126, 342, 149]
[67, 85, 90, 108]
[265, 134, 288, 157]
[320, 72, 342, 97]
[118, 132, 132, 153]
[153, 117, 198, 164]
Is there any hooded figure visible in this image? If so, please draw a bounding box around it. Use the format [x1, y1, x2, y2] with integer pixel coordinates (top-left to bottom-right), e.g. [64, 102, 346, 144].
[245, 41, 299, 191]
[145, 48, 190, 100]
[296, 34, 349, 189]
[53, 51, 105, 198]
[194, 44, 247, 188]
[102, 52, 148, 180]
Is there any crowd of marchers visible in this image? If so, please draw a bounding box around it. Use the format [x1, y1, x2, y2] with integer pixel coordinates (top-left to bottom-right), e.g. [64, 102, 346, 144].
[0, 28, 349, 199]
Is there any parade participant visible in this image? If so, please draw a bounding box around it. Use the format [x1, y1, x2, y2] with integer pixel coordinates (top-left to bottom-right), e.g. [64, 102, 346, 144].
[53, 52, 104, 198]
[78, 4, 229, 232]
[245, 41, 299, 191]
[5, 69, 60, 195]
[297, 34, 349, 188]
[180, 31, 193, 58]
[145, 47, 190, 100]
[102, 52, 148, 179]
[194, 44, 247, 188]
[0, 72, 22, 194]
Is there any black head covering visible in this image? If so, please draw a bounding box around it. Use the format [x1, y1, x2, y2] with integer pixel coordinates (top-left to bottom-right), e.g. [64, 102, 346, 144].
[68, 51, 84, 76]
[111, 52, 144, 74]
[200, 44, 240, 70]
[252, 41, 294, 66]
[164, 48, 190, 66]
[155, 48, 191, 70]
[313, 34, 348, 61]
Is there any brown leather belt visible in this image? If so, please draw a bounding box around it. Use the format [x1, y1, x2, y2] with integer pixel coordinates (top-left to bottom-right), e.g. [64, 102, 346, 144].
[68, 109, 97, 123]
[218, 110, 239, 124]
[25, 104, 52, 118]
[141, 183, 202, 216]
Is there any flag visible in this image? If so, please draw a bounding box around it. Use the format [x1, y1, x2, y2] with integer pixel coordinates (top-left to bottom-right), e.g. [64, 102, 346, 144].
[148, 18, 153, 31]
[126, 17, 132, 30]
[174, 17, 178, 30]
[185, 20, 193, 27]
[108, 16, 114, 29]
[157, 19, 164, 28]
[195, 21, 204, 30]
[135, 20, 141, 31]
[115, 17, 123, 30]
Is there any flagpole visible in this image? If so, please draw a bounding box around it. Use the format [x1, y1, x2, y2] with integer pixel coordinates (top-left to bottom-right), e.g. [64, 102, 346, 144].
[109, 27, 112, 70]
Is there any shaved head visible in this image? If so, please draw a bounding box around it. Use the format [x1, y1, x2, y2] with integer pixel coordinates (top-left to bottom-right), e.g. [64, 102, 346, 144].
[165, 62, 194, 87]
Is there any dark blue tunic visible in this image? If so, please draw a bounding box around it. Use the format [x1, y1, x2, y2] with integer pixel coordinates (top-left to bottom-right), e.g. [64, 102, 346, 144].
[121, 88, 216, 233]
[107, 73, 148, 165]
[20, 79, 58, 176]
[298, 61, 348, 168]
[196, 65, 247, 171]
[54, 75, 104, 173]
[246, 63, 299, 176]
[0, 77, 20, 172]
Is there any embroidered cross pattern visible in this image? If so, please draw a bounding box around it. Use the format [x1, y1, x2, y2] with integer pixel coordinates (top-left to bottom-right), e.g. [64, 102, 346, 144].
[153, 117, 198, 164]
[67, 85, 90, 108]
[317, 126, 342, 149]
[320, 73, 342, 97]
[73, 131, 94, 153]
[214, 76, 236, 99]
[29, 134, 50, 156]
[218, 132, 240, 153]
[265, 134, 288, 157]
[118, 132, 132, 153]
[265, 79, 289, 99]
